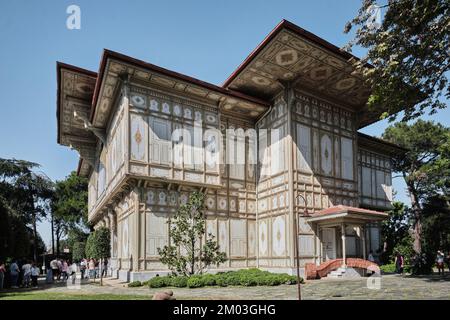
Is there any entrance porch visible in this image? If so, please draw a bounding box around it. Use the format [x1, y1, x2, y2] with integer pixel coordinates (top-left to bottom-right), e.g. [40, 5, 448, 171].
[305, 205, 387, 279]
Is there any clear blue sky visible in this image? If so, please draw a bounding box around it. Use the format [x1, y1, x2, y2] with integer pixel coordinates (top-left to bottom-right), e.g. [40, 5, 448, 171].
[0, 0, 448, 247]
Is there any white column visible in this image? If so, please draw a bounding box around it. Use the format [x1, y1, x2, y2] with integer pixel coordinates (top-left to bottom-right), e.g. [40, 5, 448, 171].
[341, 223, 346, 267]
[361, 226, 366, 260]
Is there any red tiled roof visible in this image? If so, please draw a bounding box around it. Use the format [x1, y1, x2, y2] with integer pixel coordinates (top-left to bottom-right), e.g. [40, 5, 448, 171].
[312, 205, 388, 217]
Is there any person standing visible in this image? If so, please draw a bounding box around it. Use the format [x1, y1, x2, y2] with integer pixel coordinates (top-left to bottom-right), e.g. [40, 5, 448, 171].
[69, 260, 77, 284]
[0, 261, 5, 290]
[22, 260, 32, 288]
[394, 252, 404, 274]
[88, 258, 95, 279]
[61, 260, 69, 281]
[436, 250, 445, 276]
[31, 262, 39, 288]
[446, 251, 450, 273]
[56, 259, 62, 281]
[50, 258, 58, 282]
[10, 260, 19, 288]
[102, 258, 108, 278]
[80, 258, 87, 279]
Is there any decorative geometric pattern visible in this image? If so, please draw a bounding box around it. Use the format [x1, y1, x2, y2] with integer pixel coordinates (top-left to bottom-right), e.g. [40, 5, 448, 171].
[272, 216, 286, 256]
[226, 29, 371, 106]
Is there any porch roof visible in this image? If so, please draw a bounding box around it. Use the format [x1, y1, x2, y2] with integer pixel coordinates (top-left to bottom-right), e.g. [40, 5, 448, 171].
[306, 205, 388, 223]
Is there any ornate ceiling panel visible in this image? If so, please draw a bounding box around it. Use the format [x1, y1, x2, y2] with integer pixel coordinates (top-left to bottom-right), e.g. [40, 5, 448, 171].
[91, 51, 269, 129]
[226, 28, 371, 108]
[57, 63, 97, 174]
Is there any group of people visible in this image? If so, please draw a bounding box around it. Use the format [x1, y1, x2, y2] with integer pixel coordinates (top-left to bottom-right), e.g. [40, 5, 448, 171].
[47, 258, 77, 283]
[47, 258, 109, 283]
[77, 258, 108, 280]
[393, 250, 450, 275]
[0, 260, 41, 289]
[0, 257, 110, 290]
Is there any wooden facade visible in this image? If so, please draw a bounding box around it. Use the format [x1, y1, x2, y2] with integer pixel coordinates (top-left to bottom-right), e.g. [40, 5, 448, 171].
[56, 20, 404, 281]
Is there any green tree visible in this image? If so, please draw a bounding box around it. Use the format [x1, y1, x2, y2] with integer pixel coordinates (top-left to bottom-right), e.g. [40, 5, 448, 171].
[381, 201, 412, 263]
[72, 242, 86, 263]
[85, 227, 110, 285]
[51, 171, 89, 257]
[0, 158, 53, 261]
[421, 195, 450, 254]
[345, 0, 449, 122]
[158, 192, 227, 276]
[382, 120, 450, 253]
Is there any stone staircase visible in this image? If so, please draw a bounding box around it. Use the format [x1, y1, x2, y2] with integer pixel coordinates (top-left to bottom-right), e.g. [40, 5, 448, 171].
[328, 267, 347, 278]
[305, 258, 381, 280]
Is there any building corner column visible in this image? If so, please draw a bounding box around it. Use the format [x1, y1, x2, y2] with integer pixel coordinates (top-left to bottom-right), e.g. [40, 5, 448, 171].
[341, 223, 346, 267]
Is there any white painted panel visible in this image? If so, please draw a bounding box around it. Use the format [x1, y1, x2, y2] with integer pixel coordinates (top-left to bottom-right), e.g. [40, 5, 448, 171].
[376, 170, 385, 199]
[248, 220, 256, 257]
[230, 219, 246, 257]
[218, 220, 228, 254]
[320, 134, 332, 175]
[362, 167, 372, 197]
[149, 117, 172, 165]
[130, 114, 146, 161]
[299, 235, 315, 256]
[272, 216, 286, 256]
[146, 212, 168, 256]
[341, 137, 354, 180]
[296, 124, 312, 172]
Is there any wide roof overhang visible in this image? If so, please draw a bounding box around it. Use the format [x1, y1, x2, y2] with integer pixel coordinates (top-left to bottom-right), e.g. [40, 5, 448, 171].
[306, 205, 388, 224]
[222, 19, 386, 128]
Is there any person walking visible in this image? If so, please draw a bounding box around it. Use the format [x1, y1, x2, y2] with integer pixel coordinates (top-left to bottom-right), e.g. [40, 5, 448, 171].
[102, 258, 108, 278]
[394, 252, 404, 274]
[56, 259, 62, 281]
[88, 258, 95, 279]
[69, 260, 77, 284]
[10, 260, 19, 288]
[31, 262, 39, 288]
[22, 260, 32, 288]
[436, 250, 445, 276]
[61, 260, 69, 281]
[80, 258, 87, 279]
[50, 258, 58, 282]
[0, 261, 5, 290]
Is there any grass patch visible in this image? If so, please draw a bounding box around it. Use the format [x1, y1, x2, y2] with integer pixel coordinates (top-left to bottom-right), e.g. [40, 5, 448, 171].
[0, 291, 151, 300]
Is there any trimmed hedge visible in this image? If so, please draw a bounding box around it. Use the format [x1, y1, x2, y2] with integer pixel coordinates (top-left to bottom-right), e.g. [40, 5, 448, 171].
[145, 268, 303, 289]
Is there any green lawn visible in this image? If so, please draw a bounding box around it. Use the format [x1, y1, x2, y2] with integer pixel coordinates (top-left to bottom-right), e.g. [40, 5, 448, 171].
[0, 291, 152, 300]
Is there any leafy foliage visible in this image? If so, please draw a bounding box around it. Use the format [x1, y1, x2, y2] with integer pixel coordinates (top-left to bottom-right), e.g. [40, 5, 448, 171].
[157, 192, 227, 276]
[51, 171, 89, 256]
[381, 202, 412, 263]
[85, 227, 110, 260]
[71, 242, 86, 262]
[345, 0, 449, 122]
[145, 269, 301, 289]
[0, 158, 53, 261]
[382, 120, 450, 253]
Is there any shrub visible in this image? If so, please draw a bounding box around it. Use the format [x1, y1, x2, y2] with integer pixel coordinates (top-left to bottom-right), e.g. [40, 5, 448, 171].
[201, 274, 217, 286]
[239, 274, 257, 286]
[144, 269, 303, 289]
[187, 276, 205, 288]
[255, 275, 282, 286]
[128, 281, 143, 287]
[380, 263, 396, 273]
[169, 276, 188, 288]
[215, 276, 228, 287]
[148, 276, 169, 288]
